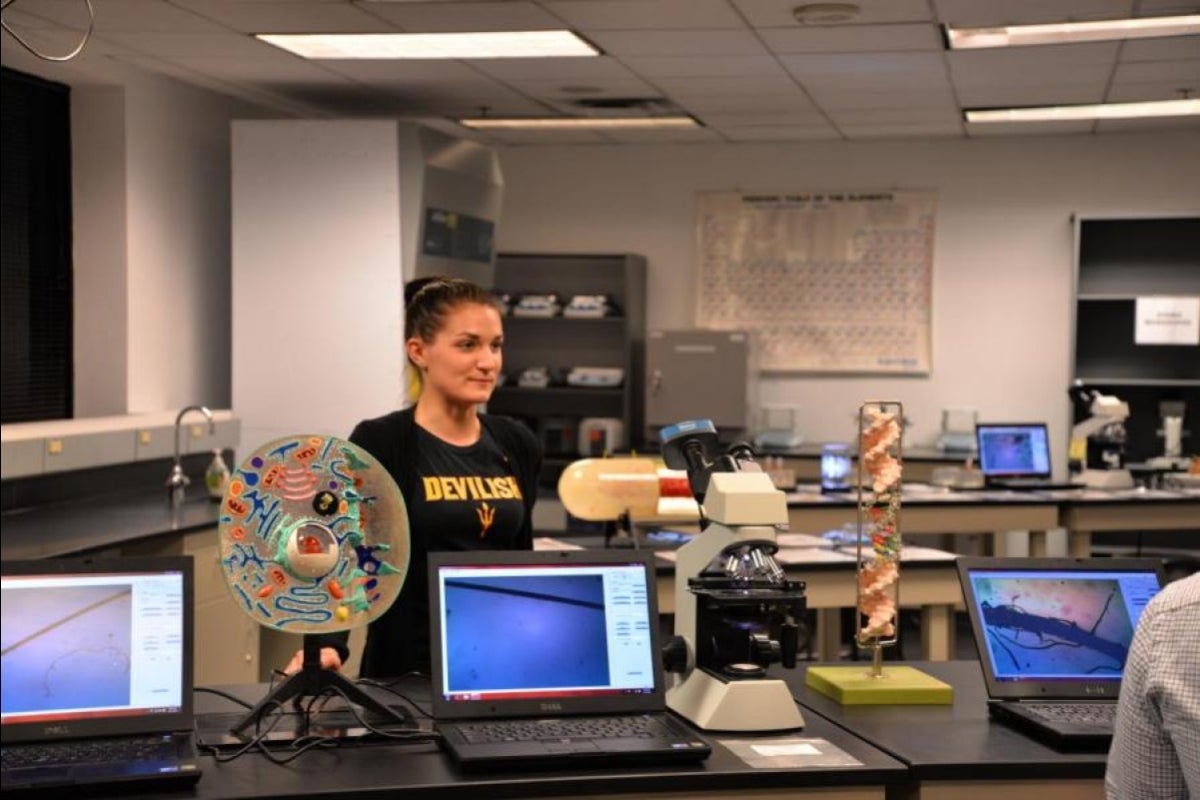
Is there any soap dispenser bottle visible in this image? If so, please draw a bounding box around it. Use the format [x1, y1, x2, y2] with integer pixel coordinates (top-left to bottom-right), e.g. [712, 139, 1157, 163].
[205, 449, 230, 501]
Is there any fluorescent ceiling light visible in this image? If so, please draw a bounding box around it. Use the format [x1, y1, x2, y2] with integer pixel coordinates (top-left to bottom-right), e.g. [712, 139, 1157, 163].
[946, 14, 1200, 48]
[257, 30, 599, 59]
[965, 99, 1200, 123]
[459, 116, 699, 130]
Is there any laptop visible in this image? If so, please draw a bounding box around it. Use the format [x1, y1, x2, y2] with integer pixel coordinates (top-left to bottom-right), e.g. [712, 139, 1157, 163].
[974, 423, 1078, 490]
[428, 549, 711, 770]
[1, 556, 201, 794]
[957, 556, 1164, 750]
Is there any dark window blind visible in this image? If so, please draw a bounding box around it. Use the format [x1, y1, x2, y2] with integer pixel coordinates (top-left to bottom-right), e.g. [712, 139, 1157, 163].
[1, 67, 73, 423]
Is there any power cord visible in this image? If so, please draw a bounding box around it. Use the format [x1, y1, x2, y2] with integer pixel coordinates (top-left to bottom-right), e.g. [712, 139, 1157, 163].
[194, 681, 440, 764]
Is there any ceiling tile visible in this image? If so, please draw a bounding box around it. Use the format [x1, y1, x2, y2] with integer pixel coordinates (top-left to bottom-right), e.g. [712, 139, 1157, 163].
[501, 77, 661, 100]
[759, 23, 943, 54]
[697, 109, 830, 126]
[358, 1, 563, 32]
[1096, 115, 1200, 132]
[1105, 80, 1200, 101]
[616, 54, 786, 78]
[780, 52, 952, 92]
[721, 124, 841, 141]
[732, 0, 934, 27]
[16, 0, 228, 33]
[584, 29, 769, 57]
[597, 126, 725, 143]
[840, 120, 963, 138]
[966, 119, 1096, 136]
[957, 83, 1107, 105]
[669, 91, 818, 113]
[807, 87, 957, 110]
[932, 0, 1134, 27]
[169, 1, 396, 34]
[650, 74, 801, 96]
[487, 128, 611, 145]
[1120, 37, 1200, 63]
[1112, 58, 1200, 83]
[111, 52, 330, 115]
[465, 55, 637, 81]
[828, 107, 962, 124]
[948, 42, 1119, 88]
[543, 0, 745, 31]
[100, 31, 296, 60]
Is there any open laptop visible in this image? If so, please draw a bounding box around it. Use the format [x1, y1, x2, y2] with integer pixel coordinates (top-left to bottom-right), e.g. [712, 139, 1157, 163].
[957, 556, 1164, 750]
[428, 549, 711, 770]
[1, 556, 201, 794]
[974, 423, 1078, 490]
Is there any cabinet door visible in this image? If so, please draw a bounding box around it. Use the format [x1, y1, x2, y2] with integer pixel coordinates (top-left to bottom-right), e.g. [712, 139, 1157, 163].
[646, 331, 749, 436]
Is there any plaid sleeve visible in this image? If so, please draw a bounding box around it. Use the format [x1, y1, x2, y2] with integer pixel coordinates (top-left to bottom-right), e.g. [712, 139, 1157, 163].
[1105, 573, 1200, 800]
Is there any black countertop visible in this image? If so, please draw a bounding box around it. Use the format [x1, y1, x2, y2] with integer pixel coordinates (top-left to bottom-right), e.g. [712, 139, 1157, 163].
[0, 484, 221, 561]
[777, 660, 1109, 782]
[169, 679, 908, 799]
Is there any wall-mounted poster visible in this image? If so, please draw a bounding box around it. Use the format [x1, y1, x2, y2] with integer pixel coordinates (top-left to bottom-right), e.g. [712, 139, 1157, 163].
[696, 191, 936, 373]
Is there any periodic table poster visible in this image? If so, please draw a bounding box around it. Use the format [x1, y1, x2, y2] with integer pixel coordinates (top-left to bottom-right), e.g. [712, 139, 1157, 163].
[696, 190, 935, 373]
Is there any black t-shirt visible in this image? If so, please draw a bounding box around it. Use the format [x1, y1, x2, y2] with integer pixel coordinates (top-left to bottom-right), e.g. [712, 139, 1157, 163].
[410, 425, 526, 551]
[317, 407, 541, 679]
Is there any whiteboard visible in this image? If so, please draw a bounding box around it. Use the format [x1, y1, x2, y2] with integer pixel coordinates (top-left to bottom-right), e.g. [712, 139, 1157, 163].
[696, 191, 935, 373]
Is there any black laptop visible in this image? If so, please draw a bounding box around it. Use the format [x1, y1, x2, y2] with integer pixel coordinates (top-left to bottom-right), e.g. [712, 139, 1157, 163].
[975, 423, 1079, 490]
[428, 549, 711, 770]
[1, 556, 201, 794]
[957, 556, 1164, 750]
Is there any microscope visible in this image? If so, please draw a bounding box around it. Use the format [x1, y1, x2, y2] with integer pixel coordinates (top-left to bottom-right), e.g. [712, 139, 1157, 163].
[658, 420, 807, 731]
[1069, 387, 1135, 489]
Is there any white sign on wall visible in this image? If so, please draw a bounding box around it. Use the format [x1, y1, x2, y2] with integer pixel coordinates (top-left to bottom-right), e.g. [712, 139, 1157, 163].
[1135, 296, 1200, 345]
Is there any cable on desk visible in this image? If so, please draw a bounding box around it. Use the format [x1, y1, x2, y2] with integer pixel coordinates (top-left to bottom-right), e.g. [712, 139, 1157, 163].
[194, 686, 254, 709]
[322, 684, 442, 743]
[197, 683, 440, 765]
[356, 674, 435, 719]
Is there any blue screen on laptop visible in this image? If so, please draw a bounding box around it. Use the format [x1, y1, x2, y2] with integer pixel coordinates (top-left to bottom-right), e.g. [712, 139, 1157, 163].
[967, 570, 1161, 682]
[977, 424, 1052, 477]
[435, 562, 656, 702]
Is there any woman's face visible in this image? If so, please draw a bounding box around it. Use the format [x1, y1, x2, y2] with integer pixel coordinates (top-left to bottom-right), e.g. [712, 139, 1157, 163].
[408, 302, 503, 407]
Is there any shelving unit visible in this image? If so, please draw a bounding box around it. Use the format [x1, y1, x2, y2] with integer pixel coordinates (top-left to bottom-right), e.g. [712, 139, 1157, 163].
[1071, 216, 1200, 462]
[486, 253, 646, 487]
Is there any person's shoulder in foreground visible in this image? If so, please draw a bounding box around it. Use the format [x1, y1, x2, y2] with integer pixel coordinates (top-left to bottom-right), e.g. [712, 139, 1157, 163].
[1105, 571, 1200, 800]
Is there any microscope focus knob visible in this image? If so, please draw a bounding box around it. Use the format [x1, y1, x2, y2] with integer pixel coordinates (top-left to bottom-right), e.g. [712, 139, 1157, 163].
[662, 635, 690, 674]
[750, 632, 781, 666]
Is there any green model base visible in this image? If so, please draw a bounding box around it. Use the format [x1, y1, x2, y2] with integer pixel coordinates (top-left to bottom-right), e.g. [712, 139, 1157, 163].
[805, 665, 954, 705]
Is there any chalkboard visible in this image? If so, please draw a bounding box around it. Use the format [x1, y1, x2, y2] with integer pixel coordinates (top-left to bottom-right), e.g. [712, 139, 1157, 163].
[696, 191, 936, 373]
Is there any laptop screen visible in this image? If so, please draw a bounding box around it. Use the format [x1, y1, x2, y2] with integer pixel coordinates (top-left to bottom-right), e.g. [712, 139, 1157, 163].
[957, 557, 1163, 700]
[975, 423, 1053, 478]
[428, 550, 664, 719]
[1, 557, 194, 743]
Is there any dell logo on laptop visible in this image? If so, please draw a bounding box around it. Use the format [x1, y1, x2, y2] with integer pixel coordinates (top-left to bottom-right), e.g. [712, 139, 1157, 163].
[540, 702, 564, 712]
[43, 725, 70, 736]
[1084, 685, 1108, 695]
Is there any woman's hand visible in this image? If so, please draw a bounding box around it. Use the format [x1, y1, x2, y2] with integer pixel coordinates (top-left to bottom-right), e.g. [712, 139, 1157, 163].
[283, 646, 344, 675]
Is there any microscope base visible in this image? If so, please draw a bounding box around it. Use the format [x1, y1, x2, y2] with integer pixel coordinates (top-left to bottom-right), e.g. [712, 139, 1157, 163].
[1078, 469, 1134, 489]
[667, 669, 804, 732]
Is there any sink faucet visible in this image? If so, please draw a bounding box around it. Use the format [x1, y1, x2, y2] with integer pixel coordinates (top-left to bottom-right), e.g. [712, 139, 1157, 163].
[167, 405, 215, 507]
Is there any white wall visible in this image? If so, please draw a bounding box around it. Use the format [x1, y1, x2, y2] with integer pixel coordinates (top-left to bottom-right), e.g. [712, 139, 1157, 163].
[231, 120, 406, 452]
[495, 132, 1200, 475]
[1, 47, 274, 418]
[71, 86, 127, 418]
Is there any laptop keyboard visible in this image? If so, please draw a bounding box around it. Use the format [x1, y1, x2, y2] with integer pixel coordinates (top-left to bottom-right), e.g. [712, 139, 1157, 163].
[1022, 703, 1116, 725]
[456, 715, 671, 744]
[2, 734, 180, 769]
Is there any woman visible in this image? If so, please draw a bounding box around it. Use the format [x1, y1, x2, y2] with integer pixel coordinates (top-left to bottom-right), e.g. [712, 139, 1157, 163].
[287, 276, 541, 677]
